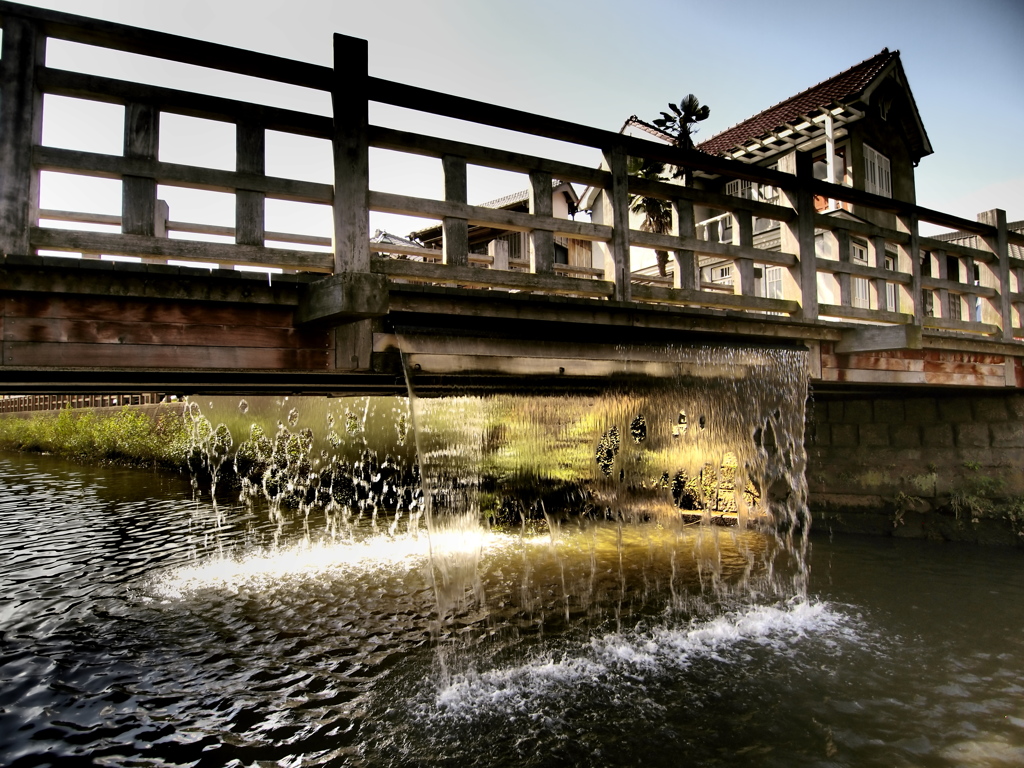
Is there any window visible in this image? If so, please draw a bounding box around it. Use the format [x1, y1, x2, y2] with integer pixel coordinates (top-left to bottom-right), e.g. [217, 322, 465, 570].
[863, 144, 891, 198]
[885, 255, 898, 312]
[711, 265, 733, 285]
[764, 265, 784, 300]
[851, 241, 870, 309]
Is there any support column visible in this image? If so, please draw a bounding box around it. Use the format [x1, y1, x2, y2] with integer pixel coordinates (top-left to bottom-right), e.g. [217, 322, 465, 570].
[122, 103, 159, 237]
[977, 209, 1013, 341]
[442, 154, 468, 267]
[0, 18, 44, 256]
[528, 170, 554, 274]
[897, 211, 924, 327]
[331, 33, 370, 273]
[236, 122, 266, 247]
[780, 151, 817, 319]
[601, 144, 631, 302]
[671, 199, 697, 290]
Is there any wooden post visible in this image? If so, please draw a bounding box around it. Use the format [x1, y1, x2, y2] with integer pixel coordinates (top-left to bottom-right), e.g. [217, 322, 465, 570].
[236, 122, 266, 246]
[934, 248, 951, 319]
[732, 210, 755, 296]
[0, 18, 44, 256]
[897, 211, 924, 327]
[835, 229, 852, 306]
[977, 209, 1013, 341]
[528, 170, 554, 274]
[602, 144, 631, 302]
[671, 198, 697, 290]
[122, 103, 159, 237]
[331, 33, 370, 274]
[780, 151, 817, 320]
[870, 235, 888, 311]
[442, 154, 469, 267]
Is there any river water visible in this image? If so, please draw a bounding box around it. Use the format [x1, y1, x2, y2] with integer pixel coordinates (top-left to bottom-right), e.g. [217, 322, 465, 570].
[2, 449, 1024, 767]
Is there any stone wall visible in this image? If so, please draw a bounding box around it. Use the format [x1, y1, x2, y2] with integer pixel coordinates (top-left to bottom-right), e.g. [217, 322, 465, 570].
[806, 392, 1024, 545]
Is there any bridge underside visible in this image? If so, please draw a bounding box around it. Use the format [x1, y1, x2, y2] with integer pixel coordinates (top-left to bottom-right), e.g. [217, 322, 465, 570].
[2, 256, 1021, 397]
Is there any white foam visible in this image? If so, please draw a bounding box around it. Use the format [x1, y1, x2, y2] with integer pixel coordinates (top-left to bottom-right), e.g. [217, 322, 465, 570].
[149, 528, 536, 598]
[431, 600, 852, 721]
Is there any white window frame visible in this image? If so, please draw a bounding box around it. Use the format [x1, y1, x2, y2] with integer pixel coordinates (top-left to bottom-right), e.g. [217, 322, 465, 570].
[851, 240, 870, 308]
[864, 144, 892, 198]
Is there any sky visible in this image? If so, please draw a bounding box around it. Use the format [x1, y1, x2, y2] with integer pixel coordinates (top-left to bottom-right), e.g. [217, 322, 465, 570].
[7, 0, 1024, 253]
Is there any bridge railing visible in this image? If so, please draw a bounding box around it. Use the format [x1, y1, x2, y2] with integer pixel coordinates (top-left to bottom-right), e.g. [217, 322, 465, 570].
[1, 1, 1022, 342]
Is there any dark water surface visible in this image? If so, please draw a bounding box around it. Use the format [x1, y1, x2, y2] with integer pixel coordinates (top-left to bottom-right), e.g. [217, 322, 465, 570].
[2, 451, 1023, 767]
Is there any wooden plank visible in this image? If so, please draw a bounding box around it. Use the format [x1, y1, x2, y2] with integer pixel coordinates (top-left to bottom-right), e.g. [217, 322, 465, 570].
[923, 316, 1000, 335]
[977, 209, 1014, 342]
[834, 324, 922, 353]
[818, 303, 914, 324]
[630, 283, 799, 314]
[441, 155, 469, 267]
[29, 227, 335, 271]
[235, 122, 266, 247]
[0, 1, 333, 90]
[331, 33, 370, 273]
[0, 17, 43, 256]
[4, 341, 329, 369]
[630, 175, 796, 225]
[811, 212, 910, 246]
[921, 276, 997, 298]
[33, 146, 335, 203]
[897, 211, 924, 326]
[2, 316, 323, 348]
[371, 257, 615, 297]
[631, 229, 797, 268]
[4, 294, 302, 326]
[37, 67, 333, 138]
[369, 125, 610, 188]
[39, 209, 121, 227]
[369, 190, 612, 241]
[122, 102, 158, 237]
[815, 258, 912, 283]
[918, 235, 994, 264]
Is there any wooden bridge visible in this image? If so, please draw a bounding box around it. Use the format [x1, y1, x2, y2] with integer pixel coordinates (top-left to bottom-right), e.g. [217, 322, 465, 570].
[1, 1, 1022, 397]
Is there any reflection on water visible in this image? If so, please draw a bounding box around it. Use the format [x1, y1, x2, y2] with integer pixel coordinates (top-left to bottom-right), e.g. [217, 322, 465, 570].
[3, 452, 1024, 766]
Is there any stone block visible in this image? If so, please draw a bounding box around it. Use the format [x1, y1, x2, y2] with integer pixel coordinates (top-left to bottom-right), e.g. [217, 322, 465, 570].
[859, 423, 890, 447]
[828, 400, 844, 422]
[890, 424, 921, 448]
[873, 399, 905, 424]
[1007, 396, 1024, 420]
[955, 423, 990, 448]
[937, 398, 976, 423]
[830, 423, 858, 447]
[904, 398, 938, 425]
[973, 397, 1009, 423]
[922, 423, 954, 448]
[991, 422, 1024, 449]
[842, 400, 873, 425]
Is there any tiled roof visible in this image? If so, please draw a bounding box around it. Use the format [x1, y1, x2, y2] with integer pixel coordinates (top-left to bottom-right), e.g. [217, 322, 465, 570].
[697, 49, 899, 156]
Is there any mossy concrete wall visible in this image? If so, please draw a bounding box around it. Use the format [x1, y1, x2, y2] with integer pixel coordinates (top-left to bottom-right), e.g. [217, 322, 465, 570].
[806, 392, 1024, 544]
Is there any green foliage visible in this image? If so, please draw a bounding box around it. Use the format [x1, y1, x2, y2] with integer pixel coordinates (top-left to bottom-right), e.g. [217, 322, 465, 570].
[0, 405, 188, 466]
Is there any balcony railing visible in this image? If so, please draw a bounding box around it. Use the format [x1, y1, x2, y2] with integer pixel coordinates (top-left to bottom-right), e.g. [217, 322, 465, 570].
[1, 1, 1022, 341]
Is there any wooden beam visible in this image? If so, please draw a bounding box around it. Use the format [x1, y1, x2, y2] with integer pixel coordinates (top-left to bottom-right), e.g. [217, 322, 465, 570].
[369, 125, 610, 188]
[834, 324, 922, 354]
[33, 146, 334, 203]
[37, 67, 333, 138]
[295, 272, 389, 324]
[630, 283, 799, 314]
[369, 190, 612, 241]
[671, 199, 697, 290]
[818, 304, 914, 324]
[29, 227, 334, 271]
[780, 151, 817, 320]
[371, 257, 615, 298]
